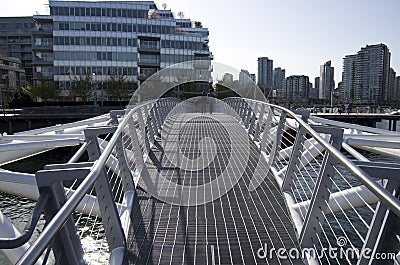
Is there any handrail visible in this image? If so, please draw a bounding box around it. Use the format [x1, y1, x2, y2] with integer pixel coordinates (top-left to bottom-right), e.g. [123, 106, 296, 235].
[235, 97, 400, 218]
[0, 192, 49, 249]
[17, 100, 157, 264]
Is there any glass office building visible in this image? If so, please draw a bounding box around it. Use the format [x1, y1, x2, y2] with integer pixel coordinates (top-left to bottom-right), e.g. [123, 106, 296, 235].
[33, 0, 212, 99]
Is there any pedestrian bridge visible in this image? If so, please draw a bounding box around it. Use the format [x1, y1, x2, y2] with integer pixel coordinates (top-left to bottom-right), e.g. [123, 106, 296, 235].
[0, 97, 400, 265]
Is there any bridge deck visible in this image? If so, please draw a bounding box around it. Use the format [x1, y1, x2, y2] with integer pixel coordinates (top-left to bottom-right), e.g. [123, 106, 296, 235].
[124, 113, 303, 264]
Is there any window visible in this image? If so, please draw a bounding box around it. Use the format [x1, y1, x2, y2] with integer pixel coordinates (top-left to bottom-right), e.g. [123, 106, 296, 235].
[52, 7, 58, 15]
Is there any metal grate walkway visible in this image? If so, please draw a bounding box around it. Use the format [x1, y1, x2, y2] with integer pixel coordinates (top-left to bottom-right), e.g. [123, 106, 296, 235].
[124, 113, 303, 264]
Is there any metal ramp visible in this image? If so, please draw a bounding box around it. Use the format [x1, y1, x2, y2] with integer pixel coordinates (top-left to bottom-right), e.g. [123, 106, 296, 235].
[125, 113, 302, 264]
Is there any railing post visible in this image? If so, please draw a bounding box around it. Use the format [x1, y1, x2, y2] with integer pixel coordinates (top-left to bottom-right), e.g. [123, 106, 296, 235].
[253, 103, 265, 141]
[235, 99, 242, 116]
[281, 125, 307, 192]
[146, 104, 158, 141]
[110, 112, 136, 192]
[151, 102, 161, 133]
[299, 126, 343, 248]
[270, 111, 287, 164]
[137, 108, 151, 154]
[237, 99, 244, 120]
[260, 107, 273, 151]
[84, 127, 126, 259]
[35, 169, 86, 265]
[127, 116, 147, 168]
[354, 162, 400, 265]
[243, 101, 252, 128]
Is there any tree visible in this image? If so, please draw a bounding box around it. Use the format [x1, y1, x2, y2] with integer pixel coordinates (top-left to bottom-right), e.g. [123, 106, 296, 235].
[104, 69, 136, 103]
[31, 75, 59, 104]
[69, 68, 93, 103]
[194, 21, 202, 28]
[9, 83, 33, 108]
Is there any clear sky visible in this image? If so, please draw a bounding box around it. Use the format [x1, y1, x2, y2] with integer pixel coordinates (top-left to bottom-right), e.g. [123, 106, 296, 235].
[2, 0, 400, 85]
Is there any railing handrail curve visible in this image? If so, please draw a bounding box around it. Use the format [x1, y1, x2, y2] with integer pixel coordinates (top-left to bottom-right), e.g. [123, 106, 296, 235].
[231, 97, 400, 218]
[17, 99, 158, 264]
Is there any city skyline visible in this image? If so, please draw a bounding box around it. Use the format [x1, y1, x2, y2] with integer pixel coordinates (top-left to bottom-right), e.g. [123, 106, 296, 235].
[1, 0, 400, 85]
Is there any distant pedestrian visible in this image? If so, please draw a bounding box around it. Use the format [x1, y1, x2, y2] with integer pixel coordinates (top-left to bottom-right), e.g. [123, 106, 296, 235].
[201, 90, 207, 114]
[207, 90, 215, 114]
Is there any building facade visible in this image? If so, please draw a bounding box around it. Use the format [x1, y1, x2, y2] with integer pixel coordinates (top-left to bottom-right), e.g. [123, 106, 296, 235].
[46, 0, 212, 100]
[0, 52, 26, 104]
[239, 69, 252, 85]
[257, 57, 273, 96]
[341, 54, 357, 102]
[395, 76, 400, 102]
[222, 72, 233, 84]
[319, 60, 335, 100]
[285, 75, 310, 101]
[388, 67, 396, 102]
[1, 1, 212, 101]
[273, 67, 285, 98]
[341, 44, 391, 104]
[0, 17, 35, 83]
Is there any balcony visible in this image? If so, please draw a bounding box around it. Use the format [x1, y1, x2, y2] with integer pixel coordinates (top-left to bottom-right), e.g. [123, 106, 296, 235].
[138, 68, 158, 81]
[138, 59, 160, 68]
[32, 42, 53, 51]
[33, 56, 53, 66]
[32, 27, 53, 37]
[138, 45, 160, 54]
[138, 41, 160, 54]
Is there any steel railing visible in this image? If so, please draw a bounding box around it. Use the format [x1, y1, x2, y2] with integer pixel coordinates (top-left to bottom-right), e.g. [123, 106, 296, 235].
[223, 97, 400, 264]
[1, 96, 400, 264]
[9, 98, 180, 264]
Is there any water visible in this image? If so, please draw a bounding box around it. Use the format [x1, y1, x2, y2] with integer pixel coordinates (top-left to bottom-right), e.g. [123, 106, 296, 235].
[376, 119, 400, 132]
[0, 147, 79, 264]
